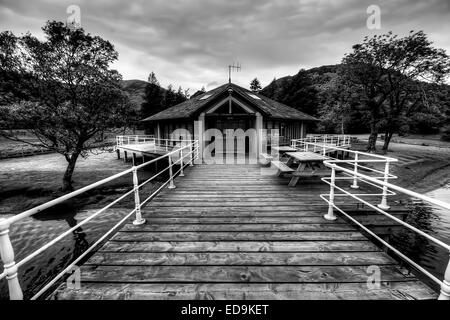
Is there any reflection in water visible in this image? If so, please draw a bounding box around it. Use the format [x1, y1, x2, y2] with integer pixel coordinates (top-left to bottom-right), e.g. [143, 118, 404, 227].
[0, 205, 129, 299]
[64, 215, 90, 260]
[389, 183, 450, 291]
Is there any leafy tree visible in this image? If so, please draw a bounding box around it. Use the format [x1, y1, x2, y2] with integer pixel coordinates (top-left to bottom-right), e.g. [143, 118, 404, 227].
[279, 70, 319, 116]
[147, 71, 159, 86]
[191, 86, 206, 99]
[0, 31, 32, 105]
[164, 84, 178, 108]
[317, 72, 354, 134]
[0, 21, 135, 191]
[250, 78, 262, 92]
[175, 86, 187, 105]
[342, 31, 450, 151]
[141, 82, 164, 118]
[260, 78, 277, 97]
[261, 71, 319, 115]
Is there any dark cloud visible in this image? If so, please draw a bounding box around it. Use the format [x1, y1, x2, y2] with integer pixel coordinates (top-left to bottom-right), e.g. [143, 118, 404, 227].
[1, 0, 449, 91]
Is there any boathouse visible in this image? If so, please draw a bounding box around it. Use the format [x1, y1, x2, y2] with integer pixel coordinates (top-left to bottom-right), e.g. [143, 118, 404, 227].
[142, 83, 318, 156]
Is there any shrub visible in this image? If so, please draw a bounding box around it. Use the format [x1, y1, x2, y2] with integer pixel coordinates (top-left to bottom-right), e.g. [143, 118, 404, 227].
[441, 126, 450, 142]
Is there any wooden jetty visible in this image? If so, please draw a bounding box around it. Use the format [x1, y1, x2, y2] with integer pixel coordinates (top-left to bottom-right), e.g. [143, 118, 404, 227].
[52, 164, 437, 300]
[116, 143, 168, 164]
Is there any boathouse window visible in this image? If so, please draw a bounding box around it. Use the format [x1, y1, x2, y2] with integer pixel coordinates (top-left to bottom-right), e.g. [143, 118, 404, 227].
[248, 93, 261, 100]
[200, 94, 212, 100]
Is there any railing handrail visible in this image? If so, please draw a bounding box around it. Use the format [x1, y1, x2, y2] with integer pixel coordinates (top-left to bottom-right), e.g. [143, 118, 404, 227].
[0, 139, 199, 300]
[324, 160, 450, 212]
[0, 141, 194, 228]
[291, 138, 398, 162]
[320, 158, 450, 300]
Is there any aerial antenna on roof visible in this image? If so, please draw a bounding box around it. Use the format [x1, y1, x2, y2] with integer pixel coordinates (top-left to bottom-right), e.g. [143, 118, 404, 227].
[228, 62, 241, 84]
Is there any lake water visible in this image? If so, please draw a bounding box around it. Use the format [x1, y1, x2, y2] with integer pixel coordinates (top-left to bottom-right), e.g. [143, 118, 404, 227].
[0, 206, 136, 299]
[389, 183, 450, 291]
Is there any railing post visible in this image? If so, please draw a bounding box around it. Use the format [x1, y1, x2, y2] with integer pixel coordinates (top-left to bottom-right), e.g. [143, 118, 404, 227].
[324, 165, 337, 221]
[439, 256, 450, 300]
[168, 154, 176, 189]
[165, 140, 168, 152]
[179, 148, 185, 177]
[196, 141, 200, 161]
[378, 161, 390, 210]
[0, 221, 23, 300]
[132, 168, 146, 225]
[314, 137, 317, 152]
[322, 145, 326, 156]
[350, 153, 359, 189]
[189, 144, 194, 166]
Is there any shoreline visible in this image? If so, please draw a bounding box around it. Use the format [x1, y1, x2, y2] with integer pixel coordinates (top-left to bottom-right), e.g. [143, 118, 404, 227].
[353, 139, 450, 195]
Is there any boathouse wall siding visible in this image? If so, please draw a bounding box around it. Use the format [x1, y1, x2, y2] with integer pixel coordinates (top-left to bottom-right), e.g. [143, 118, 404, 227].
[146, 118, 307, 142]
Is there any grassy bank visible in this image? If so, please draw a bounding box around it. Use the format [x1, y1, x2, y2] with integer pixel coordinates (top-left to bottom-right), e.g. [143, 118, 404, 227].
[355, 139, 450, 193]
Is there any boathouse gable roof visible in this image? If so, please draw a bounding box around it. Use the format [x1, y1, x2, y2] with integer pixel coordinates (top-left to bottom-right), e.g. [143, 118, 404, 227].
[141, 83, 318, 122]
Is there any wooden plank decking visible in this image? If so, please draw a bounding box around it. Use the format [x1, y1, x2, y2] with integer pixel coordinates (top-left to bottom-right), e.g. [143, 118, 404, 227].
[52, 164, 437, 300]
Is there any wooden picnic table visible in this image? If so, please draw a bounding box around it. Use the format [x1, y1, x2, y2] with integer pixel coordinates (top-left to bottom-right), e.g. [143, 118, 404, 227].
[271, 146, 297, 161]
[285, 151, 330, 187]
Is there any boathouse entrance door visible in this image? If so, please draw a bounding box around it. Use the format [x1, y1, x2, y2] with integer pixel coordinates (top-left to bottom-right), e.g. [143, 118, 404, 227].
[205, 116, 255, 155]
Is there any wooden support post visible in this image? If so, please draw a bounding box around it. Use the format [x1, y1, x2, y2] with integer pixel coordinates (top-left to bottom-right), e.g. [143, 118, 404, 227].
[0, 222, 23, 300]
[324, 165, 337, 221]
[116, 149, 120, 159]
[132, 153, 137, 166]
[123, 151, 128, 163]
[142, 155, 146, 164]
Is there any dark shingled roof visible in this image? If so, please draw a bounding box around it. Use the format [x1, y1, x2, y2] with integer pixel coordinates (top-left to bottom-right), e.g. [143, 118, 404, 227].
[142, 83, 318, 122]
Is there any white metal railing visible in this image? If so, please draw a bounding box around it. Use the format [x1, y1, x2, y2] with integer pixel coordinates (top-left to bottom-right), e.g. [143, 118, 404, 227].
[291, 136, 398, 209]
[116, 136, 199, 155]
[292, 134, 353, 149]
[116, 135, 155, 146]
[0, 140, 199, 300]
[320, 160, 450, 300]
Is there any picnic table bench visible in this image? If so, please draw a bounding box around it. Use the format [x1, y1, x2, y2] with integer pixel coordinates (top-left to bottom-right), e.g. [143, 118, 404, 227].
[270, 160, 295, 176]
[284, 151, 330, 187]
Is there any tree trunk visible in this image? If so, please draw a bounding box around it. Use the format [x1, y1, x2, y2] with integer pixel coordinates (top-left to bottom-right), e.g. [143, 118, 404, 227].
[367, 121, 378, 152]
[341, 120, 345, 135]
[62, 152, 80, 192]
[382, 131, 394, 152]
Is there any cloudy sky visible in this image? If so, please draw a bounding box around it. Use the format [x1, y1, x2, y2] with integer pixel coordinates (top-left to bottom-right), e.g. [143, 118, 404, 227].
[1, 0, 449, 93]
